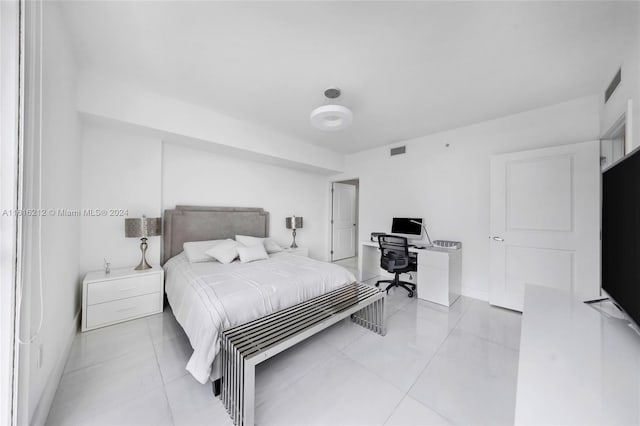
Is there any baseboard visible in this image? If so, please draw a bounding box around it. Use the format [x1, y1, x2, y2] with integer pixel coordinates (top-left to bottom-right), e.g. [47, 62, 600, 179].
[461, 286, 489, 302]
[30, 310, 80, 426]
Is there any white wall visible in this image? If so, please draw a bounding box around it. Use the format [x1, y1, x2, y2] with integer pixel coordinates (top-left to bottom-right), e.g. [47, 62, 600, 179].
[20, 2, 82, 424]
[80, 124, 162, 272]
[78, 126, 330, 270]
[162, 142, 328, 259]
[334, 95, 600, 300]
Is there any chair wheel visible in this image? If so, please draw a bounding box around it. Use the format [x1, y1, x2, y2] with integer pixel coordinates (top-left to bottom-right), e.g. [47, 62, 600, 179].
[408, 292, 414, 298]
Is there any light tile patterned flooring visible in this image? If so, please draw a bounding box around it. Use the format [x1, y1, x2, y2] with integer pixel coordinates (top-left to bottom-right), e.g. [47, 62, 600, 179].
[333, 256, 358, 272]
[47, 258, 522, 425]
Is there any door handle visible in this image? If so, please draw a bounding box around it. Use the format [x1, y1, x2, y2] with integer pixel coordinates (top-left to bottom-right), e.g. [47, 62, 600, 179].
[491, 236, 504, 242]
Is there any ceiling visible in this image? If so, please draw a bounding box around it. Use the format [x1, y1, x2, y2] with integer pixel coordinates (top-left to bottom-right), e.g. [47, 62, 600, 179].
[58, 1, 638, 154]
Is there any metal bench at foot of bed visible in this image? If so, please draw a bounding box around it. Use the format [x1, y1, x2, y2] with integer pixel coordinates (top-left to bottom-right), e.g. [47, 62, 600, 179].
[219, 282, 386, 426]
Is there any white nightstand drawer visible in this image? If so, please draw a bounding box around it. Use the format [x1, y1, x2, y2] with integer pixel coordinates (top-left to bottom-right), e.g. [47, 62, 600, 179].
[282, 247, 309, 257]
[85, 293, 162, 329]
[87, 274, 161, 305]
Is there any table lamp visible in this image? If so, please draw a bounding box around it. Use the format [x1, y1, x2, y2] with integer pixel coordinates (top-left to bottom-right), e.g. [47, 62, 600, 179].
[285, 215, 303, 248]
[410, 219, 433, 247]
[125, 215, 161, 270]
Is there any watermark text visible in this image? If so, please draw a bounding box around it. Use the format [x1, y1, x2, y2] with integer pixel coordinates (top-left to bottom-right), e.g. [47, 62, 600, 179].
[1, 209, 129, 217]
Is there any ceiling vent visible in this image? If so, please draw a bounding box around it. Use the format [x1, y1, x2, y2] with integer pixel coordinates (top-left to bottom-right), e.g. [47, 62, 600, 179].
[605, 68, 621, 103]
[390, 146, 406, 156]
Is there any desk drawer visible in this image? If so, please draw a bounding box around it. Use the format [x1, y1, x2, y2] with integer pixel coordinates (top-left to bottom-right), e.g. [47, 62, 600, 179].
[85, 293, 161, 329]
[87, 274, 161, 305]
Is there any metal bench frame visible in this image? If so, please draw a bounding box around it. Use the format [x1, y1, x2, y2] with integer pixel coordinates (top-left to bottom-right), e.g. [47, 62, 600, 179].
[220, 282, 386, 426]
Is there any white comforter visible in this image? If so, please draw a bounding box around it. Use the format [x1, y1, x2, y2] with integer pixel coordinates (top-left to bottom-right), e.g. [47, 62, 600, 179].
[164, 252, 356, 383]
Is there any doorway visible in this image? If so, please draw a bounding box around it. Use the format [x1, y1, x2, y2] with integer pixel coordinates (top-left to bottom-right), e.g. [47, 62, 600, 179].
[331, 179, 359, 270]
[600, 112, 627, 170]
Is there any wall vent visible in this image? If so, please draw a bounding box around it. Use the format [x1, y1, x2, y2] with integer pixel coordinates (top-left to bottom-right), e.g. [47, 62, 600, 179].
[390, 146, 406, 156]
[605, 68, 622, 103]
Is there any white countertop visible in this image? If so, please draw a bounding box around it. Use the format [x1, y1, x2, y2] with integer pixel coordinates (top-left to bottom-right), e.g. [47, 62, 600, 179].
[361, 241, 459, 253]
[516, 285, 640, 425]
[84, 265, 163, 282]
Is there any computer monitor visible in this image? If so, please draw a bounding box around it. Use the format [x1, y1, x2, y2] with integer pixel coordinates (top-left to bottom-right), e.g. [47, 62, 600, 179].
[391, 217, 423, 239]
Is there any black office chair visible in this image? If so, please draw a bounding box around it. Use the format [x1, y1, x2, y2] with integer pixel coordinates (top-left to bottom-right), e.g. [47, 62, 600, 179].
[375, 235, 417, 297]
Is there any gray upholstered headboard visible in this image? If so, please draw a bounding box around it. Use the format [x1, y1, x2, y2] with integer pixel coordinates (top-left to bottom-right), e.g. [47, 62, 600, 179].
[162, 206, 269, 264]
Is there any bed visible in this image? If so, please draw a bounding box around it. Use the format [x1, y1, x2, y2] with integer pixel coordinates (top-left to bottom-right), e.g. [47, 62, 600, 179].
[161, 206, 357, 384]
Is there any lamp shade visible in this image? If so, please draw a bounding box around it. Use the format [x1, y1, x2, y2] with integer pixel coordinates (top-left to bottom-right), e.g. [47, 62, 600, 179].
[310, 105, 353, 131]
[125, 216, 161, 238]
[285, 216, 303, 230]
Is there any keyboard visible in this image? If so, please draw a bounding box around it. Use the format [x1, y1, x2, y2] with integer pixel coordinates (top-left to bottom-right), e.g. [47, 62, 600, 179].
[410, 244, 428, 249]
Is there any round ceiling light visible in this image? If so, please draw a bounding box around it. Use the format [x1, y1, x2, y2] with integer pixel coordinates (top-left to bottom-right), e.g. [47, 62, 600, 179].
[310, 104, 353, 131]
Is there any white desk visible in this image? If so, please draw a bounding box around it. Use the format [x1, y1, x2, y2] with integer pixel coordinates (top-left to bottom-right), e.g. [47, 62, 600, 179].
[516, 285, 640, 425]
[359, 241, 461, 306]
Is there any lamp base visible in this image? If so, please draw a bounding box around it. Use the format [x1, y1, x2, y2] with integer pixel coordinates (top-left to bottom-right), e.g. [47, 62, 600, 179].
[290, 229, 298, 248]
[134, 237, 153, 270]
[134, 261, 152, 271]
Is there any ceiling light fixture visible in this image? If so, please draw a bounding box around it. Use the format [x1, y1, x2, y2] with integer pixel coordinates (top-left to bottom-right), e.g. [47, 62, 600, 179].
[310, 87, 353, 132]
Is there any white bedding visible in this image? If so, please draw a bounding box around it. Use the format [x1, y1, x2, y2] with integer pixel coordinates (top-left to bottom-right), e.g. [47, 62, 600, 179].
[164, 251, 356, 383]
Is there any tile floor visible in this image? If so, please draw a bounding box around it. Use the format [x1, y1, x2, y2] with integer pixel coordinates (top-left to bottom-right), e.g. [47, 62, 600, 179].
[47, 265, 522, 426]
[332, 256, 358, 273]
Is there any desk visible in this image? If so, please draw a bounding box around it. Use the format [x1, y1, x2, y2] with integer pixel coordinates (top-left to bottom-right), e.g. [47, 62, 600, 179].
[359, 241, 461, 307]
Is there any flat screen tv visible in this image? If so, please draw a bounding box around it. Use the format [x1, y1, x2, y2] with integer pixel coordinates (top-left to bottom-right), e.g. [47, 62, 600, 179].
[602, 147, 640, 327]
[391, 217, 422, 236]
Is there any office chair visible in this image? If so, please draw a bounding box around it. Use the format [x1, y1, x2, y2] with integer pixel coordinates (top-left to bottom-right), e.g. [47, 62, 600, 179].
[375, 235, 417, 297]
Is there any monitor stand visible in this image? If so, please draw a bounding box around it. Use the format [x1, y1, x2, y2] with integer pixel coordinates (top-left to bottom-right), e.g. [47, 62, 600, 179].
[584, 297, 632, 323]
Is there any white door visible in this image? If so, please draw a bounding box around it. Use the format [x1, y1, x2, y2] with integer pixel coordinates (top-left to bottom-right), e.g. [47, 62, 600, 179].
[332, 183, 356, 261]
[489, 141, 600, 311]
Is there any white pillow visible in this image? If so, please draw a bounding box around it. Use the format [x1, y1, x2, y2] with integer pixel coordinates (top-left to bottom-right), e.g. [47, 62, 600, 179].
[183, 240, 225, 263]
[205, 239, 241, 264]
[237, 244, 269, 263]
[235, 235, 283, 254]
[235, 235, 262, 246]
[264, 239, 283, 254]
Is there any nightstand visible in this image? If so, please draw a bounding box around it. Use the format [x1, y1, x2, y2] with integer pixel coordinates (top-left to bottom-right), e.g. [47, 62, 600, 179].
[282, 247, 309, 257]
[82, 266, 164, 332]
